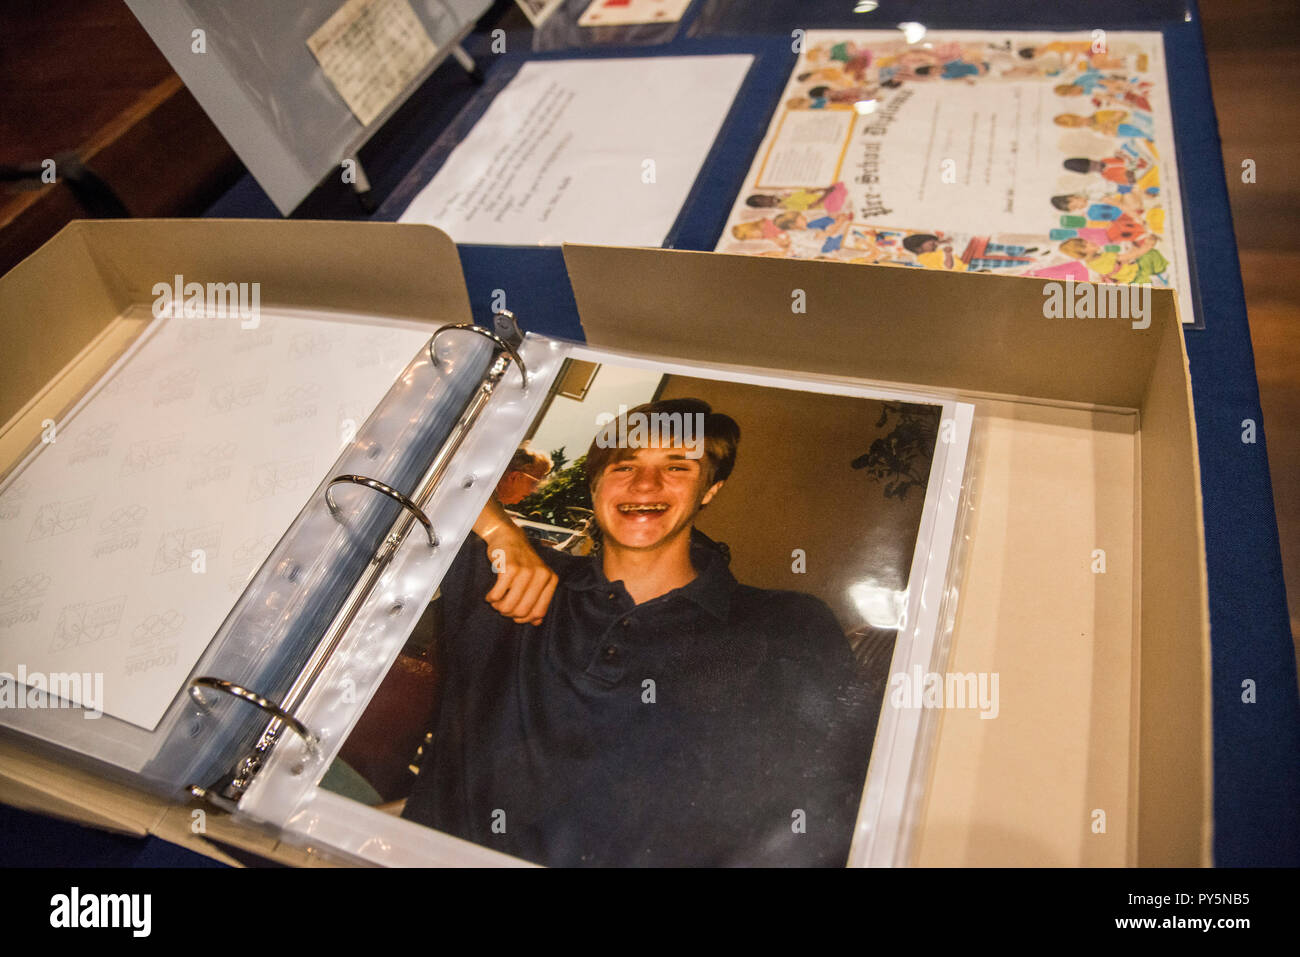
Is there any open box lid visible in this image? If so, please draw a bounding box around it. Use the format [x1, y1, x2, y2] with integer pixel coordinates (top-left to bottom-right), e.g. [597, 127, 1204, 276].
[1, 218, 475, 473]
[563, 243, 1212, 866]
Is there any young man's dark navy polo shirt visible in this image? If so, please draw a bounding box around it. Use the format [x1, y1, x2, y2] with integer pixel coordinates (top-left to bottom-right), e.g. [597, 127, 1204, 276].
[402, 527, 874, 867]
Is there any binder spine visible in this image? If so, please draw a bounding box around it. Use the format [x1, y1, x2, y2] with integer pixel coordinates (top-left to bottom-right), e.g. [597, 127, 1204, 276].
[167, 315, 529, 803]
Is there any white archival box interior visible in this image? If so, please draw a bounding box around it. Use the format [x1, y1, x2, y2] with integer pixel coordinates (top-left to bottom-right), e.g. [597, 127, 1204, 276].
[913, 396, 1140, 866]
[0, 221, 1209, 867]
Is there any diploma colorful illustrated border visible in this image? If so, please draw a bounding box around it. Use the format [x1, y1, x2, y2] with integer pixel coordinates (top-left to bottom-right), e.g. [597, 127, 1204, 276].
[717, 30, 1195, 325]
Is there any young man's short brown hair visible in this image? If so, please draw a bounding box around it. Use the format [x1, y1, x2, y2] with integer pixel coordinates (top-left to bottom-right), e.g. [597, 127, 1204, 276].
[584, 398, 740, 491]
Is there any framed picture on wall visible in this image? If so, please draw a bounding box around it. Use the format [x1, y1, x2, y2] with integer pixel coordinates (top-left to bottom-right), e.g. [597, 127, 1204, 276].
[552, 358, 602, 401]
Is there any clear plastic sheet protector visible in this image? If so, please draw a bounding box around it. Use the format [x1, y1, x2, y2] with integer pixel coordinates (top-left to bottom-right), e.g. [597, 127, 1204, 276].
[237, 338, 975, 867]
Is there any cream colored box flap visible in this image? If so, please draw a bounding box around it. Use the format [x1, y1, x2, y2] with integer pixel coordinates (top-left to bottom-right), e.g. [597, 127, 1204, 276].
[562, 243, 1211, 866]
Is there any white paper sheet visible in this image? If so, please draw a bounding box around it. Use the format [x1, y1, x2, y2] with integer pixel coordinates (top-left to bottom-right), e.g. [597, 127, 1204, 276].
[307, 0, 438, 127]
[0, 311, 432, 730]
[398, 56, 753, 246]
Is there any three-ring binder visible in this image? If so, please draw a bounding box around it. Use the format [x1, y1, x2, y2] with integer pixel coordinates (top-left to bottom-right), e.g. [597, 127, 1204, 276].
[326, 475, 439, 548]
[188, 677, 319, 755]
[188, 312, 529, 808]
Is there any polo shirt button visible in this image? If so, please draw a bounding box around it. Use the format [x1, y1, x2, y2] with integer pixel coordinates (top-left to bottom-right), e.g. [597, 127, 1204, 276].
[603, 645, 618, 660]
[606, 591, 616, 600]
[619, 619, 631, 628]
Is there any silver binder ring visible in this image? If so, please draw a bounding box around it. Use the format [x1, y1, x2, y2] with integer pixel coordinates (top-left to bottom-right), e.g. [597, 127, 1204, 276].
[324, 474, 438, 547]
[188, 677, 320, 756]
[428, 322, 528, 388]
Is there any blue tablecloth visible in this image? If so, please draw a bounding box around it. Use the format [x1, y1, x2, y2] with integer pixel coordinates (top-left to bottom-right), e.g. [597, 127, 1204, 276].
[7, 0, 1294, 868]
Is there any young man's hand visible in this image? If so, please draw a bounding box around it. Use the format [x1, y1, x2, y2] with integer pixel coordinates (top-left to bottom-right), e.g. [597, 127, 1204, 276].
[473, 498, 558, 626]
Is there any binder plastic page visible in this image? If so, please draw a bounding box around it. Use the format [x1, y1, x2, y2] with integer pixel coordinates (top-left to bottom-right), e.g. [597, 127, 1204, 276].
[245, 338, 974, 868]
[0, 307, 433, 733]
[237, 332, 565, 844]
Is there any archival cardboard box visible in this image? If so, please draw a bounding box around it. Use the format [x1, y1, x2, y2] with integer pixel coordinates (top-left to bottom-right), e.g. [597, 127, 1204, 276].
[0, 220, 1210, 866]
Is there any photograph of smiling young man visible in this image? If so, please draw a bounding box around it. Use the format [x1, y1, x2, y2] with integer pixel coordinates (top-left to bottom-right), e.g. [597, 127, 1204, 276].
[401, 396, 876, 866]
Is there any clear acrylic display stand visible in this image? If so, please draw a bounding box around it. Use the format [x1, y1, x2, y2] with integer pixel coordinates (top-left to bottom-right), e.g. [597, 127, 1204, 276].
[125, 0, 492, 213]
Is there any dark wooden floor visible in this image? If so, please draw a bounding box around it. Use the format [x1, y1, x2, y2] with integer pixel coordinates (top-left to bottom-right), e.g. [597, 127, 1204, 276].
[1202, 0, 1300, 661]
[0, 0, 170, 165]
[0, 0, 240, 275]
